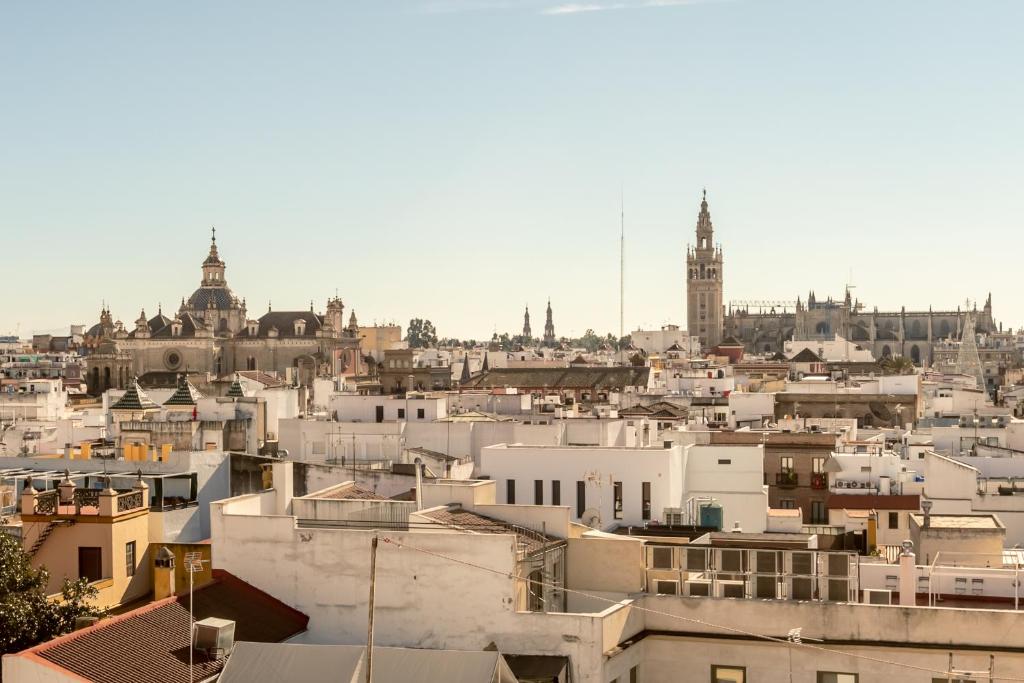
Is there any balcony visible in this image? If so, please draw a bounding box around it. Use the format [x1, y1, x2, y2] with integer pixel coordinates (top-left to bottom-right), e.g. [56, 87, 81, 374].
[775, 471, 799, 488]
[810, 472, 828, 490]
[22, 474, 148, 519]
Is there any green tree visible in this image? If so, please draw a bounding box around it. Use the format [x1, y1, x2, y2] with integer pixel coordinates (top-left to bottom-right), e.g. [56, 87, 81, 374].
[570, 329, 601, 353]
[880, 355, 915, 375]
[405, 318, 438, 349]
[0, 533, 100, 656]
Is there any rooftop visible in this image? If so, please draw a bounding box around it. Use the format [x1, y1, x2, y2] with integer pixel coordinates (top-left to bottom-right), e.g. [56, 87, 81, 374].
[911, 513, 1004, 530]
[16, 570, 308, 683]
[418, 505, 559, 555]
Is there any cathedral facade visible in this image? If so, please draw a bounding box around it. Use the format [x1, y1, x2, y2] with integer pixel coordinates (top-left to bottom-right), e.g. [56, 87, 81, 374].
[84, 231, 362, 394]
[685, 193, 998, 363]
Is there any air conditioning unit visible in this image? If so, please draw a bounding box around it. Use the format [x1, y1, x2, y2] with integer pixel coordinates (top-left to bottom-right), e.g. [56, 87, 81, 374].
[864, 589, 892, 605]
[193, 617, 236, 659]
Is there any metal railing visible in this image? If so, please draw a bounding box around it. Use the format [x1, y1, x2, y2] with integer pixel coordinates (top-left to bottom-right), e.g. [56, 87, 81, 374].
[116, 490, 144, 513]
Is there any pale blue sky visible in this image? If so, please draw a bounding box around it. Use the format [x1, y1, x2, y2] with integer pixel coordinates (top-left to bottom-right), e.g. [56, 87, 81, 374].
[2, 0, 1021, 340]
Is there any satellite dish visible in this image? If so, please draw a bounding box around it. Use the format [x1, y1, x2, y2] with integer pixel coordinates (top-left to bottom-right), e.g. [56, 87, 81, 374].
[581, 508, 601, 529]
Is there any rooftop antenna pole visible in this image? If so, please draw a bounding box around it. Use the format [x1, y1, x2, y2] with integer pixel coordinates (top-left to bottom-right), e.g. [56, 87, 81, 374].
[619, 185, 625, 365]
[365, 534, 379, 683]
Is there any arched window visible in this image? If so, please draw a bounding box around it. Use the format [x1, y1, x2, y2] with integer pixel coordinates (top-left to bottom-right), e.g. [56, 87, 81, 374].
[881, 345, 892, 359]
[939, 320, 951, 338]
[247, 356, 256, 371]
[910, 345, 921, 365]
[815, 321, 830, 335]
[219, 318, 228, 333]
[102, 367, 111, 391]
[700, 264, 705, 279]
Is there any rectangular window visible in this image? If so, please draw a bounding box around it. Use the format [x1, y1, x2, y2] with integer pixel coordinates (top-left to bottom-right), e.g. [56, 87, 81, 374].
[534, 479, 543, 505]
[711, 665, 746, 683]
[613, 481, 623, 519]
[78, 547, 102, 583]
[817, 673, 858, 683]
[780, 456, 794, 472]
[641, 482, 651, 521]
[888, 511, 899, 529]
[812, 457, 825, 473]
[811, 500, 827, 523]
[630, 666, 638, 683]
[651, 546, 673, 569]
[506, 479, 515, 504]
[552, 480, 561, 506]
[576, 481, 585, 518]
[417, 408, 425, 419]
[125, 541, 136, 577]
[780, 499, 796, 509]
[717, 458, 731, 465]
[397, 408, 405, 419]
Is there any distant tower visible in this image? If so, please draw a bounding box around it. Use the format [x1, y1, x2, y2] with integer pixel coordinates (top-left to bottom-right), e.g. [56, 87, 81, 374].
[956, 310, 987, 394]
[543, 300, 556, 347]
[686, 190, 724, 349]
[522, 306, 532, 338]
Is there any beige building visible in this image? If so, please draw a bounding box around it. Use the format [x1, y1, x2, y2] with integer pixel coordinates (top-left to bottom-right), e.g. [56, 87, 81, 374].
[19, 473, 152, 609]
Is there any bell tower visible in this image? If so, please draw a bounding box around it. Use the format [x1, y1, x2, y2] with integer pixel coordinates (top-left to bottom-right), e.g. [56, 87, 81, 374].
[201, 227, 226, 286]
[686, 190, 724, 349]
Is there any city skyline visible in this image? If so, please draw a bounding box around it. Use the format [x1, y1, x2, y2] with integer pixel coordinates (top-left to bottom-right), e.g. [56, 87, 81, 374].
[3, 0, 1022, 338]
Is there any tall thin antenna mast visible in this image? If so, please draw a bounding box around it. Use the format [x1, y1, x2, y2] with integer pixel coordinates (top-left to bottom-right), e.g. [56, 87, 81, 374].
[619, 186, 625, 365]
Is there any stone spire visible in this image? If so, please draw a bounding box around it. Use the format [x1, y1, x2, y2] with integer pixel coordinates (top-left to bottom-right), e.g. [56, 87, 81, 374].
[522, 305, 532, 339]
[543, 299, 556, 347]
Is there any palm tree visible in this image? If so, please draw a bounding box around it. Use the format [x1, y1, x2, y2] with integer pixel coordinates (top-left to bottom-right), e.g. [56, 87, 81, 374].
[880, 355, 915, 375]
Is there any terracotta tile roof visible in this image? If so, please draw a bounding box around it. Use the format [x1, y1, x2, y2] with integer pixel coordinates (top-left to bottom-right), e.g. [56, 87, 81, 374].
[17, 570, 307, 683]
[418, 506, 558, 555]
[314, 484, 388, 500]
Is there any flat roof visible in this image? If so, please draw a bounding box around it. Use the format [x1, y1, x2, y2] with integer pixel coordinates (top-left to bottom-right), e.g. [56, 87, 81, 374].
[911, 514, 1003, 529]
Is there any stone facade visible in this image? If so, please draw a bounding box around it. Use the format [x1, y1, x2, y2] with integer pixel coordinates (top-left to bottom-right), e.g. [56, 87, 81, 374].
[683, 192, 999, 362]
[685, 191, 724, 349]
[84, 231, 361, 394]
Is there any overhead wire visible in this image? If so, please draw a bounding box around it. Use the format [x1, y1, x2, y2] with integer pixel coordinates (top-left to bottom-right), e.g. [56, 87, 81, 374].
[378, 535, 1024, 682]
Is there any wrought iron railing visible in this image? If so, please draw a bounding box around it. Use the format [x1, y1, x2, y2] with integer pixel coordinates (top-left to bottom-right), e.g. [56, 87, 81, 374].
[116, 490, 144, 513]
[775, 471, 799, 488]
[74, 488, 101, 510]
[34, 490, 58, 515]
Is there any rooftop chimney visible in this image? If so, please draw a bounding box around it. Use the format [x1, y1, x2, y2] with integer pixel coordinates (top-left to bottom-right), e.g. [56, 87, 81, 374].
[921, 499, 933, 528]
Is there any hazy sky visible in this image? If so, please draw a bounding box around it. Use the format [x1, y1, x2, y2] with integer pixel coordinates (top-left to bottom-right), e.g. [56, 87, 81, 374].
[2, 1, 1022, 341]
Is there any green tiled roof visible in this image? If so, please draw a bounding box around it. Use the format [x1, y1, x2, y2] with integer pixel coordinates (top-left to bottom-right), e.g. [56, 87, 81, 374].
[111, 381, 159, 411]
[226, 375, 246, 398]
[164, 375, 203, 406]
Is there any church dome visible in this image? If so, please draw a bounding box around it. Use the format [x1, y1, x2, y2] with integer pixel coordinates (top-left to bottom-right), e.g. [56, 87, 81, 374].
[186, 286, 238, 311]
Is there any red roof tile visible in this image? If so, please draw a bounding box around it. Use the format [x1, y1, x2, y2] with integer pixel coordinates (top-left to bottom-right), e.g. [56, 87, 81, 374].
[16, 570, 307, 683]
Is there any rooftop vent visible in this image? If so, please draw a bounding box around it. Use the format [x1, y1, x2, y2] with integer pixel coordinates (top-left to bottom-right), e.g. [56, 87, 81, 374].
[193, 617, 235, 659]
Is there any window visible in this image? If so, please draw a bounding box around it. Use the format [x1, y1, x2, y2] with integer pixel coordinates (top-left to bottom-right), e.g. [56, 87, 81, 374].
[811, 500, 827, 524]
[397, 408, 405, 419]
[817, 673, 857, 683]
[506, 479, 515, 504]
[812, 457, 825, 474]
[417, 408, 425, 419]
[630, 666, 638, 683]
[78, 547, 102, 583]
[125, 541, 136, 577]
[654, 580, 677, 595]
[534, 479, 544, 505]
[641, 482, 651, 520]
[613, 481, 623, 519]
[717, 459, 731, 465]
[780, 456, 794, 472]
[576, 481, 585, 518]
[888, 511, 899, 529]
[711, 665, 745, 683]
[651, 546, 673, 569]
[780, 499, 796, 509]
[552, 480, 561, 506]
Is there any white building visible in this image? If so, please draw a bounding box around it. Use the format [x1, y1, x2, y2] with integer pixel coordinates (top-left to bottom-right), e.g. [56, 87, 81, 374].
[632, 325, 699, 356]
[478, 442, 767, 532]
[328, 393, 448, 423]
